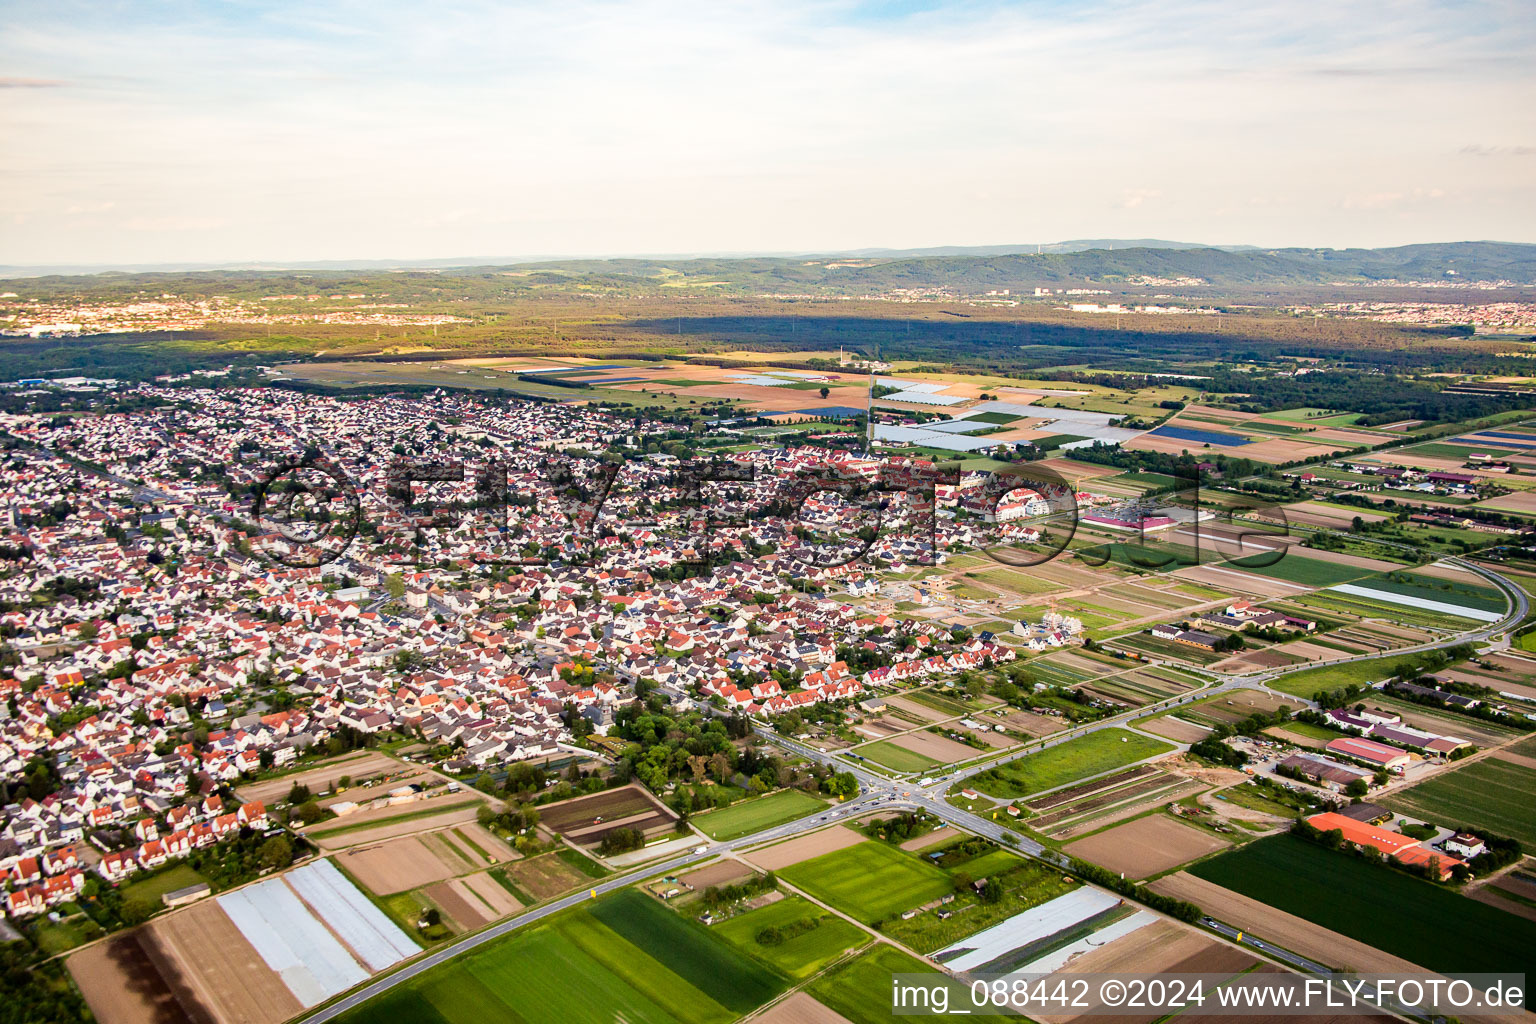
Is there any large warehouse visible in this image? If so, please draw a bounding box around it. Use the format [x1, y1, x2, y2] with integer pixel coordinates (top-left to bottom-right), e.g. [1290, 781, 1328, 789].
[1325, 736, 1411, 771]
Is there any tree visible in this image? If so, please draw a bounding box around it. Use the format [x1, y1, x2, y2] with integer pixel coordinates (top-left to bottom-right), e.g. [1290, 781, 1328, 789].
[824, 772, 859, 799]
[287, 782, 311, 805]
[819, 386, 830, 399]
[294, 799, 326, 824]
[259, 835, 294, 871]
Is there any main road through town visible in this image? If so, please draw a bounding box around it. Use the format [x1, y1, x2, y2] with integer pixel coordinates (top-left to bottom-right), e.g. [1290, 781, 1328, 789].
[302, 556, 1527, 1021]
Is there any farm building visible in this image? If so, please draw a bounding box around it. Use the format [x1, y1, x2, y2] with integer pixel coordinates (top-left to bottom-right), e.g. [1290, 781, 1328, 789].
[1278, 753, 1372, 791]
[1305, 812, 1464, 880]
[1336, 802, 1393, 825]
[1325, 736, 1411, 771]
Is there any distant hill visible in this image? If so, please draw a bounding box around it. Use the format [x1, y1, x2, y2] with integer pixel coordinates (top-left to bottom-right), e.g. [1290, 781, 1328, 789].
[4, 241, 1534, 294]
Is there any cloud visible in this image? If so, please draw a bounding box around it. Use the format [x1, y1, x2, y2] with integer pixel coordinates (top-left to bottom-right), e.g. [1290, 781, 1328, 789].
[0, 76, 66, 88]
[0, 0, 1533, 262]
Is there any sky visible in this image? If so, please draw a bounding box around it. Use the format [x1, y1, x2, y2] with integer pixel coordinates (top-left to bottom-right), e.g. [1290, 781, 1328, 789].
[2, 0, 1534, 266]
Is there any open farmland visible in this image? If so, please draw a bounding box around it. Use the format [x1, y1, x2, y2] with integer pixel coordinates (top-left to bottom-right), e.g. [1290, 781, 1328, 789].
[711, 895, 870, 979]
[806, 945, 1016, 1024]
[854, 738, 942, 772]
[752, 992, 854, 1024]
[538, 784, 677, 845]
[1151, 872, 1430, 975]
[425, 871, 522, 930]
[68, 930, 221, 1024]
[1382, 757, 1536, 847]
[691, 789, 828, 841]
[744, 826, 866, 871]
[1062, 814, 1229, 878]
[968, 729, 1174, 799]
[334, 889, 782, 1024]
[500, 851, 602, 901]
[891, 728, 988, 762]
[305, 799, 485, 849]
[1020, 765, 1202, 838]
[337, 826, 513, 895]
[778, 840, 953, 924]
[234, 751, 404, 805]
[1187, 834, 1536, 976]
[143, 898, 304, 1024]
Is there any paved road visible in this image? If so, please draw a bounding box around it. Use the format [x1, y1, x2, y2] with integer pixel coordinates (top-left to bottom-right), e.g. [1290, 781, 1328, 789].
[300, 555, 1528, 1020]
[1202, 916, 1330, 974]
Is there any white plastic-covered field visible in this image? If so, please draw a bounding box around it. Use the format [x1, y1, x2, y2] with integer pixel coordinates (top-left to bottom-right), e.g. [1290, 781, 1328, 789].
[935, 887, 1121, 972]
[286, 859, 419, 969]
[218, 859, 416, 1006]
[1329, 583, 1503, 622]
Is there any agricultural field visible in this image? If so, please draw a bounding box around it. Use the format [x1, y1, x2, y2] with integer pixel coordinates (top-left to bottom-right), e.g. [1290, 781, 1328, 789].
[1062, 814, 1229, 879]
[805, 945, 1016, 1024]
[743, 826, 867, 871]
[499, 850, 602, 901]
[778, 840, 953, 925]
[690, 789, 829, 841]
[73, 860, 420, 1024]
[1021, 765, 1202, 839]
[304, 799, 485, 850]
[337, 826, 514, 894]
[334, 888, 783, 1024]
[1262, 655, 1407, 699]
[537, 784, 677, 845]
[879, 855, 1077, 953]
[711, 895, 870, 979]
[1234, 553, 1376, 588]
[854, 738, 943, 772]
[1381, 757, 1536, 848]
[968, 729, 1175, 799]
[1188, 834, 1536, 976]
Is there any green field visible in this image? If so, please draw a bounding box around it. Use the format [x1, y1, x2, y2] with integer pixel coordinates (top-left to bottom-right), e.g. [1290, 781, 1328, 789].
[1109, 471, 1180, 489]
[1189, 834, 1536, 976]
[691, 789, 829, 841]
[1353, 571, 1507, 613]
[968, 728, 1175, 798]
[1229, 553, 1373, 588]
[1267, 407, 1364, 425]
[1263, 655, 1405, 699]
[967, 411, 1023, 425]
[118, 863, 208, 906]
[806, 945, 1018, 1024]
[856, 739, 945, 772]
[337, 890, 782, 1024]
[711, 895, 870, 978]
[779, 841, 953, 925]
[1381, 757, 1536, 847]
